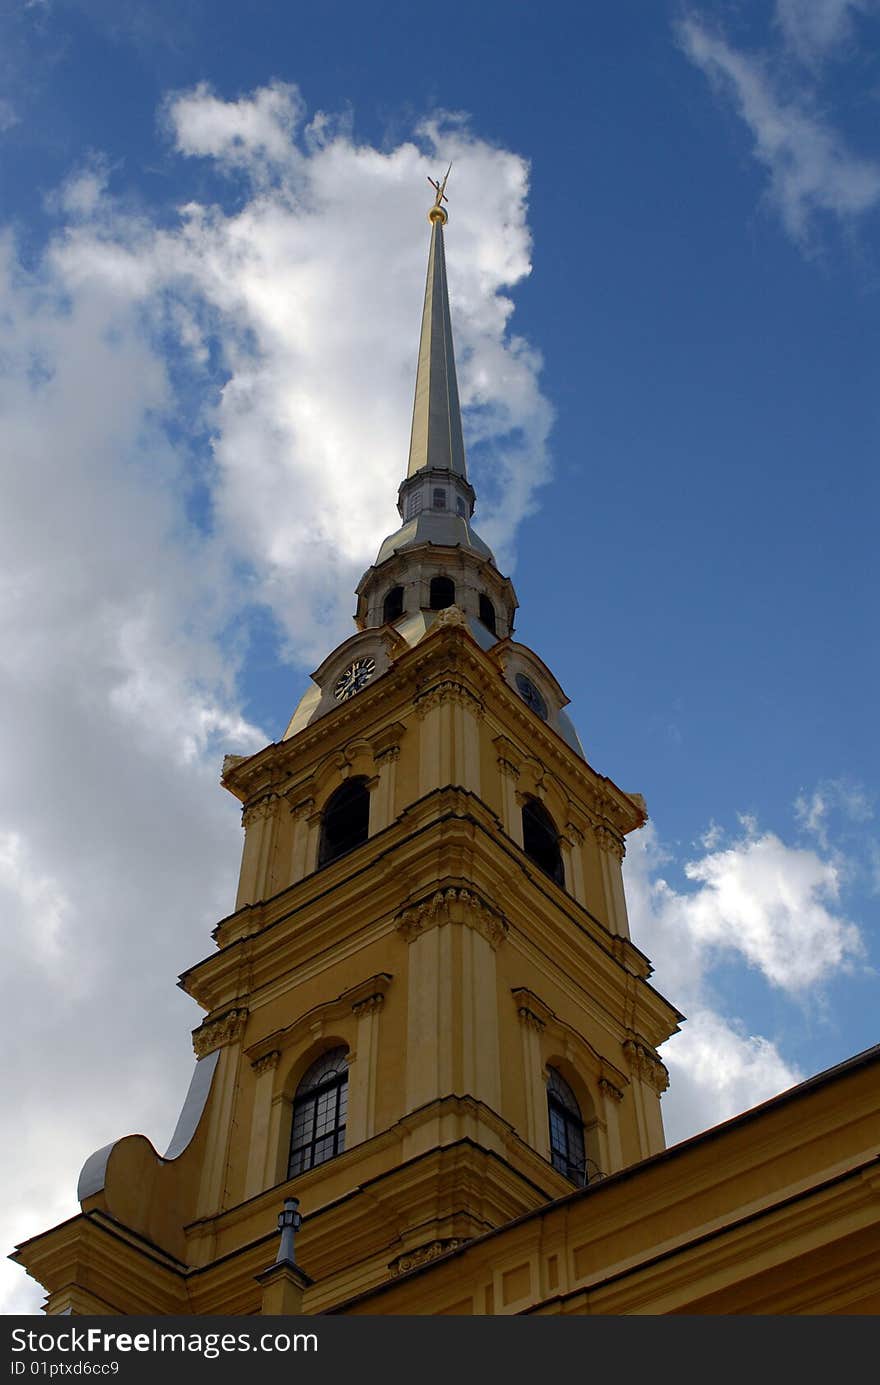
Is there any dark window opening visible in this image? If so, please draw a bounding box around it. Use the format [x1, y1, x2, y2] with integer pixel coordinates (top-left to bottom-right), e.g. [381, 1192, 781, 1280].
[478, 594, 497, 635]
[318, 777, 370, 868]
[456, 496, 466, 517]
[429, 576, 455, 610]
[547, 1067, 587, 1185]
[383, 585, 404, 623]
[288, 1048, 348, 1178]
[522, 797, 564, 887]
[432, 488, 447, 510]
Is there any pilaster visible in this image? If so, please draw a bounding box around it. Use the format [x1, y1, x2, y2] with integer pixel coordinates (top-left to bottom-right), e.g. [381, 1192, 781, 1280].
[347, 991, 386, 1144]
[594, 823, 630, 938]
[245, 1050, 281, 1199]
[516, 998, 550, 1156]
[397, 888, 506, 1120]
[286, 795, 315, 886]
[624, 1039, 669, 1158]
[236, 795, 280, 908]
[494, 736, 523, 845]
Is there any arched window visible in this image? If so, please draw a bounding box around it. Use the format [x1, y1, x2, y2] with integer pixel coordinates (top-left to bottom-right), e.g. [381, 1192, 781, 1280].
[547, 1067, 587, 1185]
[288, 1048, 348, 1178]
[383, 585, 404, 623]
[522, 797, 565, 887]
[478, 593, 497, 635]
[429, 575, 455, 610]
[318, 777, 370, 868]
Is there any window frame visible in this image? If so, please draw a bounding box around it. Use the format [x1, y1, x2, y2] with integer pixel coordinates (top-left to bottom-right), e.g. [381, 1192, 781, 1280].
[546, 1066, 587, 1185]
[521, 796, 565, 887]
[317, 777, 370, 868]
[288, 1048, 349, 1179]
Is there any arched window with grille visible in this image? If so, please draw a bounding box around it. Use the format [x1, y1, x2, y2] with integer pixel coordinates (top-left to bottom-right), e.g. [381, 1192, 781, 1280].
[318, 777, 370, 868]
[547, 1067, 587, 1185]
[288, 1048, 349, 1178]
[429, 575, 455, 610]
[521, 797, 565, 887]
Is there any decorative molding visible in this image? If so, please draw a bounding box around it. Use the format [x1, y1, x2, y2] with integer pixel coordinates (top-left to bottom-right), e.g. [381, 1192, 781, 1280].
[371, 722, 406, 763]
[493, 735, 521, 780]
[513, 988, 630, 1096]
[513, 987, 553, 1036]
[388, 1239, 464, 1277]
[244, 974, 393, 1067]
[624, 1039, 669, 1094]
[431, 604, 469, 629]
[192, 1006, 248, 1059]
[414, 679, 484, 719]
[251, 1049, 281, 1077]
[351, 992, 386, 1018]
[593, 822, 626, 862]
[395, 887, 508, 949]
[599, 1077, 624, 1104]
[285, 794, 315, 822]
[241, 795, 278, 830]
[517, 1005, 546, 1034]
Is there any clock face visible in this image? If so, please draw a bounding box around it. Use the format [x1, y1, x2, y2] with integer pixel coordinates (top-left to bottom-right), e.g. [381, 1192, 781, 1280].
[333, 656, 376, 701]
[515, 672, 548, 721]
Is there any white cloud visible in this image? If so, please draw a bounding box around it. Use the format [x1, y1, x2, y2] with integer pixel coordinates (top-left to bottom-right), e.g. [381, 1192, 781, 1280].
[165, 79, 306, 176]
[776, 0, 879, 65]
[682, 828, 861, 989]
[678, 12, 880, 247]
[658, 1008, 802, 1145]
[1, 84, 550, 1312]
[794, 777, 873, 849]
[624, 817, 863, 1142]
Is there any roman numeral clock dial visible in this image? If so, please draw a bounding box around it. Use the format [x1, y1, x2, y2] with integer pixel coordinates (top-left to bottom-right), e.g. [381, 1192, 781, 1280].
[515, 672, 548, 720]
[333, 656, 376, 701]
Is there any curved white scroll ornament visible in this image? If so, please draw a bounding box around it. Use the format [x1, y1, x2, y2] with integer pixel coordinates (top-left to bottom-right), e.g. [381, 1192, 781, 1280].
[76, 1049, 220, 1202]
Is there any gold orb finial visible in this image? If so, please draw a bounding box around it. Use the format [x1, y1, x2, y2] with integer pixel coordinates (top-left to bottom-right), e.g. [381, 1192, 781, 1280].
[427, 163, 452, 224]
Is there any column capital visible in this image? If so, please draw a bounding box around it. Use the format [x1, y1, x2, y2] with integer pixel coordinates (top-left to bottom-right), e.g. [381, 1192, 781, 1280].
[251, 1049, 281, 1077]
[593, 822, 626, 862]
[396, 886, 508, 949]
[352, 991, 386, 1017]
[242, 794, 278, 830]
[193, 1006, 248, 1059]
[623, 1038, 669, 1093]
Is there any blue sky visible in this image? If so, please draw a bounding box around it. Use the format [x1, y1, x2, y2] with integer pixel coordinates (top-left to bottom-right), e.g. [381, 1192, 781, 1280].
[2, 0, 878, 1312]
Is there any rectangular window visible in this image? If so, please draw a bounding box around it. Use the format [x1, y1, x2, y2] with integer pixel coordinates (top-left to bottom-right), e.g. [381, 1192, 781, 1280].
[433, 488, 447, 510]
[406, 491, 423, 519]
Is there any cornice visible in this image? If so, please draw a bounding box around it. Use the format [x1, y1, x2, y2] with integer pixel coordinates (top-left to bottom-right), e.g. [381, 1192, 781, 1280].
[511, 986, 630, 1092]
[181, 787, 679, 1048]
[220, 621, 645, 840]
[244, 973, 393, 1067]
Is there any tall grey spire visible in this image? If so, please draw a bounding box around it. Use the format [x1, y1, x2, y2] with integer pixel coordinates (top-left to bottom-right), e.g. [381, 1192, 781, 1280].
[406, 189, 468, 480]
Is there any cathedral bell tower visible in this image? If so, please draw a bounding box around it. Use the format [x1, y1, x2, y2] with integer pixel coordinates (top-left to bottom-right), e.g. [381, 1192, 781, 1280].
[14, 180, 682, 1316]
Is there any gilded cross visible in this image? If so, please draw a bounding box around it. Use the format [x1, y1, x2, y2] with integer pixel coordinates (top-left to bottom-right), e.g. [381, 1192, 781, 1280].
[428, 162, 452, 208]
